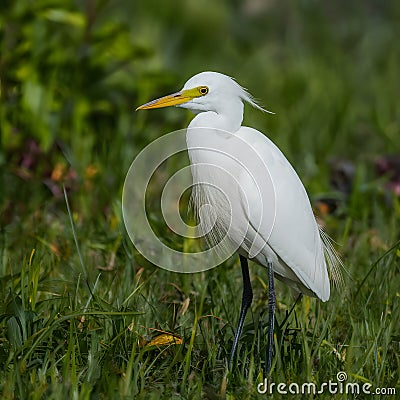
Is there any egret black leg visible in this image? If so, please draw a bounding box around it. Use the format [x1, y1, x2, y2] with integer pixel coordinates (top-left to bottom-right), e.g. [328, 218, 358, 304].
[228, 255, 253, 368]
[266, 261, 276, 375]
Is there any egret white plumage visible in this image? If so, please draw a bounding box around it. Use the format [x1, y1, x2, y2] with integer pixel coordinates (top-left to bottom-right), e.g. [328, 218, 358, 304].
[136, 71, 341, 373]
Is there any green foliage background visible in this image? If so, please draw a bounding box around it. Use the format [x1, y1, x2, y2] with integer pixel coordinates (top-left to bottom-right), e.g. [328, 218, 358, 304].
[0, 1, 399, 399]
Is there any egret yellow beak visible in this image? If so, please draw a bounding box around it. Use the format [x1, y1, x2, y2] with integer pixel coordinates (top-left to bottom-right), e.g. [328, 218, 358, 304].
[136, 88, 198, 110]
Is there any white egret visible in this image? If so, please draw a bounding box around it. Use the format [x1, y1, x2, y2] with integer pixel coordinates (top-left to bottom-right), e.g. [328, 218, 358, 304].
[136, 71, 341, 373]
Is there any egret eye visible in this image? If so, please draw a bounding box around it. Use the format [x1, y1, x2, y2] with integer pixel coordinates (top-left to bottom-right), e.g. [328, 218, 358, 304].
[199, 86, 209, 95]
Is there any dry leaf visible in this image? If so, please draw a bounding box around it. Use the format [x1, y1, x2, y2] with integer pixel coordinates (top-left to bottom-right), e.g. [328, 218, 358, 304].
[145, 333, 182, 348]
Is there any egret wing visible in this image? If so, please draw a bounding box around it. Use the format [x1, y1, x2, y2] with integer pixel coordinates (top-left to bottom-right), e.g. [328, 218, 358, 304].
[236, 126, 330, 301]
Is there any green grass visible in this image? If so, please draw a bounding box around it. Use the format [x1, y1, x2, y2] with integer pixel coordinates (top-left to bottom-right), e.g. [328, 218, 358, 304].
[1, 1, 400, 399]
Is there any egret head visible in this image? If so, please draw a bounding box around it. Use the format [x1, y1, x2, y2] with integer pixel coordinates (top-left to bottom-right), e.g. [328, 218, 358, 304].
[136, 71, 269, 115]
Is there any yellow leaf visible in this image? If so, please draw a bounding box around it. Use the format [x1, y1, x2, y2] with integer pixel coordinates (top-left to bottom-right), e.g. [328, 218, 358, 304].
[145, 334, 182, 348]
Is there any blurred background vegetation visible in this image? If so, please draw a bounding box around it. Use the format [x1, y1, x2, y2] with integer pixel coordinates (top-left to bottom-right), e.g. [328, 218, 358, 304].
[1, 0, 399, 398]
